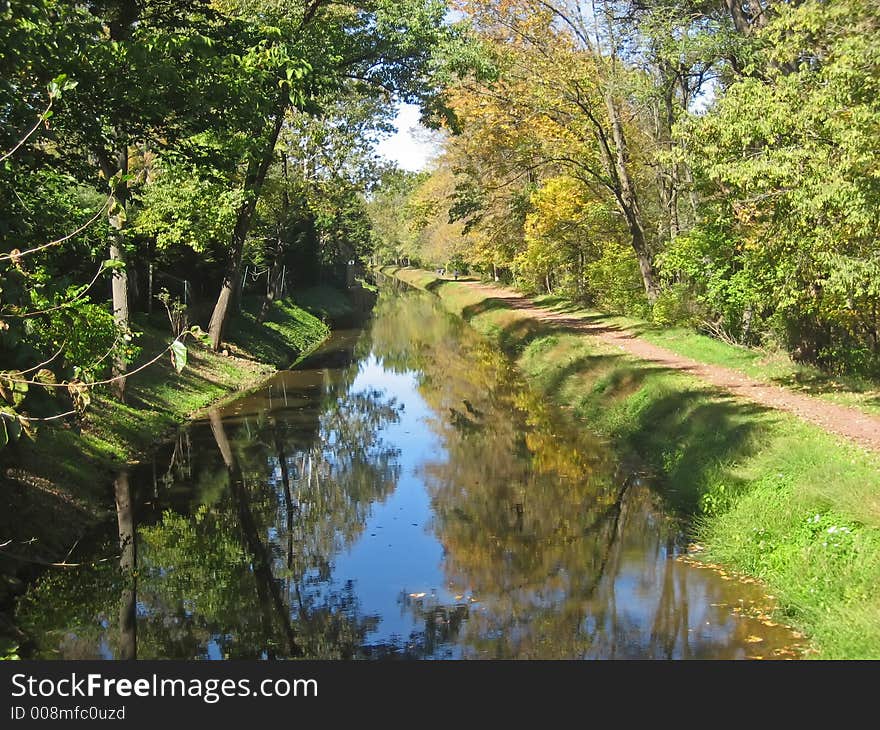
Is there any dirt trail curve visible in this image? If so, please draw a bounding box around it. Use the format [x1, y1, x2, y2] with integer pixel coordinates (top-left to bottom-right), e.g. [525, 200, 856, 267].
[465, 281, 880, 454]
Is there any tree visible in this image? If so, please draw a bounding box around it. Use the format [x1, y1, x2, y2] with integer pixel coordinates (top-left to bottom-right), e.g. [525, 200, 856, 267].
[677, 0, 880, 371]
[25, 0, 254, 397]
[367, 168, 426, 266]
[205, 0, 454, 350]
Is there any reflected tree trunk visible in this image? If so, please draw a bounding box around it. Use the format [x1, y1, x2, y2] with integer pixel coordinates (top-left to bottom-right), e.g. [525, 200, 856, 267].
[115, 470, 137, 660]
[273, 424, 296, 571]
[208, 409, 301, 657]
[676, 559, 691, 659]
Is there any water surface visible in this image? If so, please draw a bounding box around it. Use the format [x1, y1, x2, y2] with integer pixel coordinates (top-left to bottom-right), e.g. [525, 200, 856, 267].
[14, 287, 803, 659]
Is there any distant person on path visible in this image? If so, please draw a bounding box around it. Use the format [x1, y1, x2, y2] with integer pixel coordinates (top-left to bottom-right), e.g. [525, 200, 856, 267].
[453, 270, 459, 280]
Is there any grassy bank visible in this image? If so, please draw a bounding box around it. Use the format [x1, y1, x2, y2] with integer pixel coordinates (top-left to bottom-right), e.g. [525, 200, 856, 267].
[530, 294, 880, 418]
[0, 290, 339, 629]
[385, 266, 880, 659]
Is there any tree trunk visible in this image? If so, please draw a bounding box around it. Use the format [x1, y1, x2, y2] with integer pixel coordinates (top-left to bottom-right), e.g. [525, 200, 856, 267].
[102, 0, 137, 400]
[724, 0, 752, 34]
[208, 89, 289, 350]
[108, 147, 130, 400]
[605, 93, 660, 302]
[258, 253, 284, 323]
[258, 151, 291, 322]
[633, 229, 661, 302]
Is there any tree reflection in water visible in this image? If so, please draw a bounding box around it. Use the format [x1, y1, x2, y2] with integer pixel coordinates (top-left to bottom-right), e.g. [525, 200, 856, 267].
[367, 292, 800, 659]
[12, 288, 802, 659]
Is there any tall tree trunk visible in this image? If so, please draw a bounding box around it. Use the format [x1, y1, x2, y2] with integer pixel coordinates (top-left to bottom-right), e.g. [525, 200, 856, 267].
[626, 211, 660, 302]
[258, 151, 292, 322]
[258, 255, 285, 323]
[724, 0, 752, 34]
[208, 89, 289, 350]
[605, 93, 660, 301]
[107, 148, 130, 400]
[102, 0, 137, 400]
[649, 73, 679, 247]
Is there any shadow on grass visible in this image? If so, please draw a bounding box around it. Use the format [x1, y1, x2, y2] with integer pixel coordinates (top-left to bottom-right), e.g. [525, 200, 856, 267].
[619, 390, 774, 516]
[227, 314, 292, 368]
[460, 296, 515, 322]
[769, 368, 880, 402]
[425, 277, 456, 293]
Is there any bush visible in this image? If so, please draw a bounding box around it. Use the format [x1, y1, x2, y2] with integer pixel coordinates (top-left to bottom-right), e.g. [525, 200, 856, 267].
[652, 282, 700, 327]
[584, 240, 650, 317]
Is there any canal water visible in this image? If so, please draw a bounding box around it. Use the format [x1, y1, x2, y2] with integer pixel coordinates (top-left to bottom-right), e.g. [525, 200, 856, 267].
[12, 285, 804, 659]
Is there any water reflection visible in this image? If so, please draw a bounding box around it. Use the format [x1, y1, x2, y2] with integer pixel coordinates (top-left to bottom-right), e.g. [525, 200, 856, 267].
[13, 288, 804, 659]
[114, 470, 136, 660]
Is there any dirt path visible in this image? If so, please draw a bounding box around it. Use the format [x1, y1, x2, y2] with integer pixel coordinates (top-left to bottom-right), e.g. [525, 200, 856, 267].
[465, 281, 880, 454]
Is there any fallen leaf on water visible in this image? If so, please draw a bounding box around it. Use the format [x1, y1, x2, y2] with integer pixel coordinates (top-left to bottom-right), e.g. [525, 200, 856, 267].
[773, 649, 797, 657]
[746, 635, 763, 643]
[409, 592, 426, 598]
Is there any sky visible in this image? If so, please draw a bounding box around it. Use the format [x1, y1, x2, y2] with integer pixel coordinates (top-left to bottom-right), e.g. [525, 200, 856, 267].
[374, 103, 444, 172]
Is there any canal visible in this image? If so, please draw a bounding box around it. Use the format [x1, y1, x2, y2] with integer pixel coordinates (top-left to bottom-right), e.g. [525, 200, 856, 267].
[12, 284, 803, 659]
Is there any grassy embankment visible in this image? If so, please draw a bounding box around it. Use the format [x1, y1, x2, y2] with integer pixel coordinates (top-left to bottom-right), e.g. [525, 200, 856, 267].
[1, 288, 347, 583]
[532, 295, 880, 418]
[385, 266, 880, 660]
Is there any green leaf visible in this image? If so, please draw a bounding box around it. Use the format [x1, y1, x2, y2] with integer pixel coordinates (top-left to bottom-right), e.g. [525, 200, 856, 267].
[170, 340, 187, 374]
[46, 74, 75, 100]
[1, 372, 29, 406]
[189, 325, 212, 346]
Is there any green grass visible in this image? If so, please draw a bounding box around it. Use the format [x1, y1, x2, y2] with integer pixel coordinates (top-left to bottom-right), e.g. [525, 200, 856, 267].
[292, 285, 356, 322]
[229, 296, 331, 369]
[387, 265, 880, 659]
